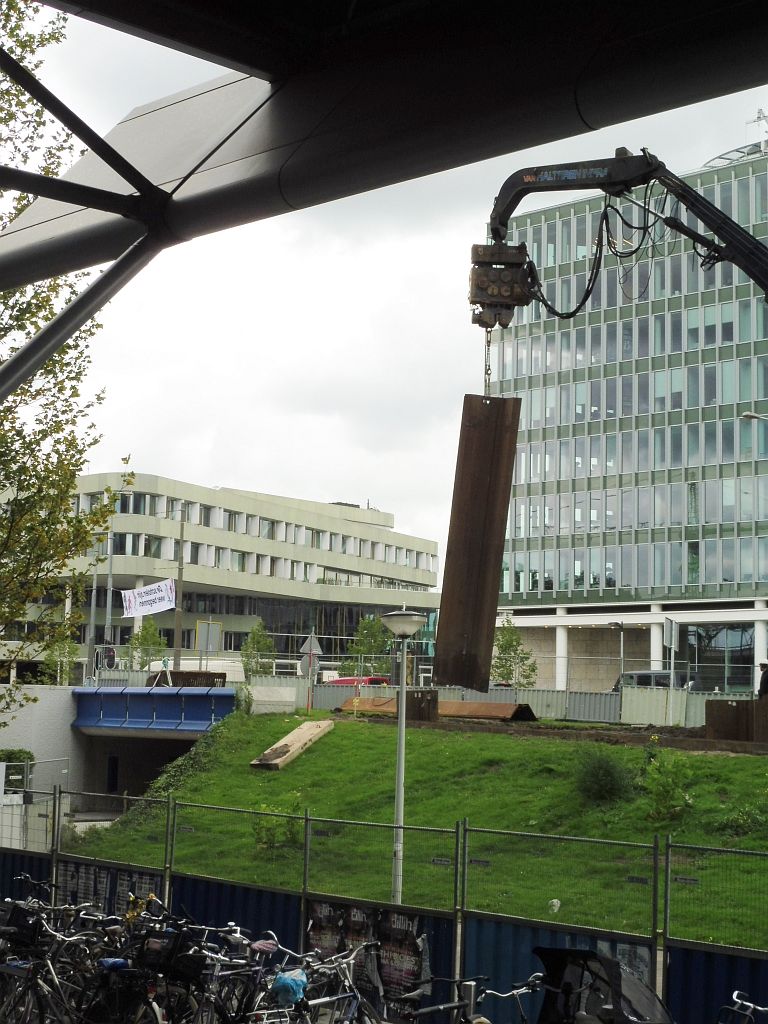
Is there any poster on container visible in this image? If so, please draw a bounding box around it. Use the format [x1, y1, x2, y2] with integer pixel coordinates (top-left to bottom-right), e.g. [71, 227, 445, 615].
[306, 901, 429, 1016]
[121, 578, 176, 617]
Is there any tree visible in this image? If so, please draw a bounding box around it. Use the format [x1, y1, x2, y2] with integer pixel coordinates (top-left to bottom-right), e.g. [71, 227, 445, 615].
[240, 619, 276, 679]
[490, 616, 537, 688]
[339, 616, 391, 677]
[128, 618, 167, 671]
[38, 635, 80, 685]
[0, 5, 118, 699]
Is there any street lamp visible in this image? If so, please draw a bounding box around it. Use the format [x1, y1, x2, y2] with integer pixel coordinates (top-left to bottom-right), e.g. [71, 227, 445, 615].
[609, 621, 625, 683]
[380, 606, 427, 905]
[741, 412, 768, 421]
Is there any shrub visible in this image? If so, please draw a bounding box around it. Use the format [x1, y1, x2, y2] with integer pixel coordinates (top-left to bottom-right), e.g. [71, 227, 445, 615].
[642, 748, 693, 822]
[574, 745, 634, 804]
[0, 749, 34, 763]
[714, 803, 768, 837]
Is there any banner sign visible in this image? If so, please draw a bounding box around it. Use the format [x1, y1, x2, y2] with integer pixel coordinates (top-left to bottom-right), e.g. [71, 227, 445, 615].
[121, 578, 176, 618]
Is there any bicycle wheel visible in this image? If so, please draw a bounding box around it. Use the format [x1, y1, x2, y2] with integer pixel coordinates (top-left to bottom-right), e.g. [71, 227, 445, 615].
[0, 986, 38, 1024]
[356, 997, 384, 1024]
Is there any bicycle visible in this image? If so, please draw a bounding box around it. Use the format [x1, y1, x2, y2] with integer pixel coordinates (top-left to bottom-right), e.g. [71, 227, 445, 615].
[718, 992, 768, 1024]
[398, 973, 543, 1024]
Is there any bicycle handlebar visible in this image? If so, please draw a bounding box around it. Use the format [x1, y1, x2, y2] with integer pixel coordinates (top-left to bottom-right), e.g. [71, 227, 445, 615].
[733, 993, 768, 1015]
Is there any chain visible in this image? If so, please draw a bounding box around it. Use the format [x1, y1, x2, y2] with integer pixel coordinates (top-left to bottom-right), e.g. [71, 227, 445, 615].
[484, 327, 492, 398]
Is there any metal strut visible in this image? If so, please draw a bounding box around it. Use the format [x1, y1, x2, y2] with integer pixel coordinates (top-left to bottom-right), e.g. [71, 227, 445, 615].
[0, 45, 175, 402]
[484, 328, 492, 398]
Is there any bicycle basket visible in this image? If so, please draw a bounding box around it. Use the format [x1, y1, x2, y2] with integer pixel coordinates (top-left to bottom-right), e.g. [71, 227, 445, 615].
[135, 927, 183, 971]
[166, 951, 209, 983]
[4, 903, 43, 947]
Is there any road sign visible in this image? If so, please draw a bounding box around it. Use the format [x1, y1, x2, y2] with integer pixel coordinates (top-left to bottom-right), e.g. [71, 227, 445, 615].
[664, 617, 679, 651]
[300, 632, 323, 656]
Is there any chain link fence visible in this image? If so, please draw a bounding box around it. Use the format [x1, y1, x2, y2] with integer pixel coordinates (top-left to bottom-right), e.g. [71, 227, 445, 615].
[6, 791, 768, 949]
[59, 790, 168, 870]
[666, 842, 768, 950]
[465, 827, 657, 935]
[306, 818, 457, 909]
[172, 802, 305, 890]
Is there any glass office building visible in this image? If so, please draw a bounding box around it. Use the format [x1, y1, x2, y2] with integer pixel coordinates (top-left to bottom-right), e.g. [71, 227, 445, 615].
[491, 142, 768, 691]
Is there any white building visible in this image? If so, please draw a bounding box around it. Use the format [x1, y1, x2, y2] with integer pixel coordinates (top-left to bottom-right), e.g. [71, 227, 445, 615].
[54, 472, 439, 679]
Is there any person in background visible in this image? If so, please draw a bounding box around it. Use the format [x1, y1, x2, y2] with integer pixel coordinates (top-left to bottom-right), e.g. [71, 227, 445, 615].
[759, 662, 768, 698]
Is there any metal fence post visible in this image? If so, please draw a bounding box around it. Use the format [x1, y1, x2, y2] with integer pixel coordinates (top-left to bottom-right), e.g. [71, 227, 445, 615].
[162, 793, 174, 907]
[661, 834, 672, 1003]
[651, 834, 659, 993]
[301, 809, 311, 952]
[49, 785, 61, 895]
[453, 817, 469, 981]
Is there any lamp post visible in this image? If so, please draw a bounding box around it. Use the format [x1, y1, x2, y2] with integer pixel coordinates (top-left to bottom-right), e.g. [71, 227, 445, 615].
[741, 412, 768, 421]
[609, 621, 625, 683]
[380, 606, 427, 905]
[172, 501, 186, 671]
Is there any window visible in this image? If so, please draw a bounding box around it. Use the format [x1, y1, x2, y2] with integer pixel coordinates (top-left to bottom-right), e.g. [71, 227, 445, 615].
[620, 432, 633, 474]
[605, 322, 617, 362]
[703, 363, 717, 406]
[559, 330, 571, 370]
[637, 316, 649, 357]
[722, 480, 736, 523]
[575, 214, 587, 258]
[670, 368, 683, 411]
[574, 329, 586, 367]
[653, 485, 667, 527]
[225, 510, 239, 531]
[722, 420, 735, 463]
[589, 326, 602, 365]
[721, 360, 735, 403]
[560, 218, 571, 261]
[199, 505, 212, 527]
[670, 425, 683, 468]
[143, 535, 162, 558]
[686, 365, 700, 407]
[669, 483, 683, 525]
[687, 424, 700, 466]
[637, 430, 650, 471]
[687, 541, 700, 585]
[637, 373, 649, 414]
[621, 376, 633, 415]
[653, 313, 666, 355]
[704, 421, 718, 464]
[669, 254, 682, 295]
[260, 518, 276, 540]
[670, 311, 682, 352]
[605, 378, 617, 417]
[621, 321, 633, 360]
[686, 307, 699, 349]
[231, 550, 246, 572]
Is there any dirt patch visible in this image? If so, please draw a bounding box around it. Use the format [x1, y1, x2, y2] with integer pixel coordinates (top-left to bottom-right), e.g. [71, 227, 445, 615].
[334, 712, 768, 756]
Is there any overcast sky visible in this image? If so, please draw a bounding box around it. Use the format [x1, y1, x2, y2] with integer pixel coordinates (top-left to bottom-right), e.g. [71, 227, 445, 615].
[34, 14, 768, 575]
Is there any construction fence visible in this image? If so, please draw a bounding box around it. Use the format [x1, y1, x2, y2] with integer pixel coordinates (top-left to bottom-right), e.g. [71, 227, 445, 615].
[3, 786, 767, 952]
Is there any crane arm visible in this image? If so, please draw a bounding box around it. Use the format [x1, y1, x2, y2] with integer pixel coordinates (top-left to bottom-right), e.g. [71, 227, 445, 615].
[473, 147, 768, 330]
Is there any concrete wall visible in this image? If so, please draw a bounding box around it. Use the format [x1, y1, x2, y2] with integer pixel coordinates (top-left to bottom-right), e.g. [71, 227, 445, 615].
[0, 686, 88, 790]
[514, 626, 652, 691]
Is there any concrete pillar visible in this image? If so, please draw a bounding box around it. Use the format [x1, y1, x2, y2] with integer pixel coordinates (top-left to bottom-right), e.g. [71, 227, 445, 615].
[555, 608, 568, 691]
[755, 600, 767, 694]
[650, 604, 663, 670]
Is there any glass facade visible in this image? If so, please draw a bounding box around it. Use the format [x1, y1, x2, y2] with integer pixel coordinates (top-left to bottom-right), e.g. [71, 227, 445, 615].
[495, 149, 768, 611]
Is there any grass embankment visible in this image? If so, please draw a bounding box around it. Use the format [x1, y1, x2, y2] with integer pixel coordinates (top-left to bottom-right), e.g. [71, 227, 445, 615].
[64, 713, 768, 947]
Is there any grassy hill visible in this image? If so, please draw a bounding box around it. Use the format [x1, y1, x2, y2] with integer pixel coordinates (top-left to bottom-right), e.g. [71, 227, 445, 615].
[62, 711, 768, 944]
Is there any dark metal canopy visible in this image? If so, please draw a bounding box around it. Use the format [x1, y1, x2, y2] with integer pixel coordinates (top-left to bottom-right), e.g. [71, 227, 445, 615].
[0, 0, 767, 397]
